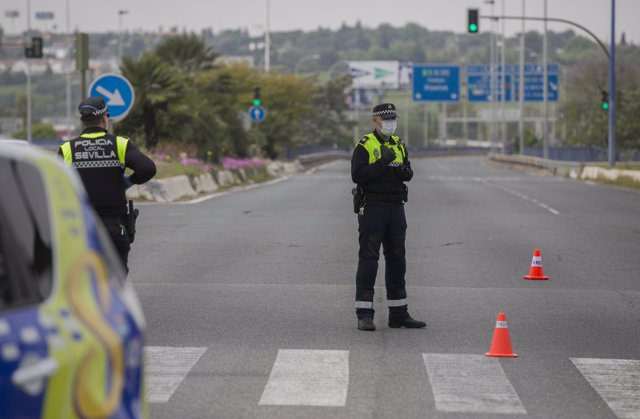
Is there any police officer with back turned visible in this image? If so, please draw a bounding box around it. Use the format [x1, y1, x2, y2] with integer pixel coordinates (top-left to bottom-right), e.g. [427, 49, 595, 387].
[351, 103, 426, 331]
[59, 96, 156, 271]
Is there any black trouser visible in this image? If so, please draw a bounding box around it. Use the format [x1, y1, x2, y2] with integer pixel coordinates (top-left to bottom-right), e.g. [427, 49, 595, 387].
[101, 216, 131, 272]
[355, 200, 408, 320]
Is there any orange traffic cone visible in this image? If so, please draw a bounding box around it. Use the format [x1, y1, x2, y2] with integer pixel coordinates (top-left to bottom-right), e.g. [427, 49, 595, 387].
[485, 312, 518, 357]
[523, 248, 549, 280]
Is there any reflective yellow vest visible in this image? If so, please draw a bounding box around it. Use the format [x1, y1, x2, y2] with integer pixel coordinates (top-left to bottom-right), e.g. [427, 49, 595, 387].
[60, 132, 129, 167]
[357, 133, 406, 166]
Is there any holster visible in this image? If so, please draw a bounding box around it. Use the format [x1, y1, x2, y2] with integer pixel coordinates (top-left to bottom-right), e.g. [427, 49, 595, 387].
[352, 185, 365, 213]
[126, 200, 139, 244]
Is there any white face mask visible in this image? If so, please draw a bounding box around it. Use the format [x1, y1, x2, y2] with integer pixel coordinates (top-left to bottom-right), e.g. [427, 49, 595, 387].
[380, 120, 397, 136]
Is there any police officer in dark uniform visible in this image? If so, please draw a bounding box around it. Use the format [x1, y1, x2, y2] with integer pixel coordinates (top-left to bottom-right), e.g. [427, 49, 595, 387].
[59, 96, 156, 271]
[351, 103, 426, 331]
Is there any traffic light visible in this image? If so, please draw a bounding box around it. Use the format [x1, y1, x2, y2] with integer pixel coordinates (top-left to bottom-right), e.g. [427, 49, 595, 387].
[253, 86, 261, 106]
[601, 90, 609, 111]
[25, 36, 43, 59]
[467, 9, 479, 33]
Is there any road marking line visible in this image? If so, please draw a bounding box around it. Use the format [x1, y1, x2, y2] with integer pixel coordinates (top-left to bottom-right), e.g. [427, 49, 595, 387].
[571, 358, 640, 418]
[182, 176, 291, 204]
[484, 181, 560, 215]
[423, 353, 527, 415]
[259, 349, 349, 406]
[145, 346, 207, 403]
[305, 160, 341, 174]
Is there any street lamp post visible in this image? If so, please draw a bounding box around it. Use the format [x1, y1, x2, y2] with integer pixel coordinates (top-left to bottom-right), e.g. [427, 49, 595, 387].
[66, 0, 72, 139]
[542, 0, 549, 159]
[519, 0, 525, 155]
[500, 0, 507, 149]
[118, 10, 128, 64]
[265, 0, 270, 73]
[485, 0, 497, 151]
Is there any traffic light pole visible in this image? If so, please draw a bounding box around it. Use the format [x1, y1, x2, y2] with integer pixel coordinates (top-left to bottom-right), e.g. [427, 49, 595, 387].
[480, 15, 610, 60]
[608, 0, 616, 167]
[481, 12, 614, 164]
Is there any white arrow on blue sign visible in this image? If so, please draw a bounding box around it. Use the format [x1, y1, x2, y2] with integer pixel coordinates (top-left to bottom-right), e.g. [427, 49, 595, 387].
[88, 74, 135, 122]
[249, 105, 266, 123]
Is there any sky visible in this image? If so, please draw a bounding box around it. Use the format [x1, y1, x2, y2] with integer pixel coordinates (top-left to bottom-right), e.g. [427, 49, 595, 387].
[1, 0, 638, 45]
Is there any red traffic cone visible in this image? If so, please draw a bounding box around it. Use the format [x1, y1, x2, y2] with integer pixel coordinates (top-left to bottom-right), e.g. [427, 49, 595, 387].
[523, 248, 549, 280]
[485, 312, 518, 357]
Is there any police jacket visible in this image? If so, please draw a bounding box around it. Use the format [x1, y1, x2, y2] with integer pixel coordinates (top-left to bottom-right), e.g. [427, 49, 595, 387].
[351, 129, 412, 195]
[58, 127, 156, 216]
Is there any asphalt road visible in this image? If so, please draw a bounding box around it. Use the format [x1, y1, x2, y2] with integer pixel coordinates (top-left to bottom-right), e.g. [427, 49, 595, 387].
[130, 156, 640, 419]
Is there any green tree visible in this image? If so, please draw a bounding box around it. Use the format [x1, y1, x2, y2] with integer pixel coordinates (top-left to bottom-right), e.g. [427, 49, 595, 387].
[12, 123, 57, 139]
[154, 34, 219, 75]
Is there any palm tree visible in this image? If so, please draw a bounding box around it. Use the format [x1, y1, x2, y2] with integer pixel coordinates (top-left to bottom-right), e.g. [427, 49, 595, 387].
[119, 53, 187, 149]
[154, 34, 219, 75]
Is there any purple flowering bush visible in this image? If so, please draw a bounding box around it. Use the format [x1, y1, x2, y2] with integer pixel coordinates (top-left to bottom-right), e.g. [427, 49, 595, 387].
[220, 157, 265, 170]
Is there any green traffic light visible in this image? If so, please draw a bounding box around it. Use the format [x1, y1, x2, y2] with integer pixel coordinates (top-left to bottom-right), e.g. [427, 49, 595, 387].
[602, 102, 609, 110]
[469, 23, 478, 33]
[253, 98, 261, 106]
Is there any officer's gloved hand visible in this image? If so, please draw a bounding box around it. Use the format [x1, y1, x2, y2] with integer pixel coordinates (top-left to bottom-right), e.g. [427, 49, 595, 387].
[395, 165, 414, 181]
[123, 175, 134, 190]
[379, 146, 396, 166]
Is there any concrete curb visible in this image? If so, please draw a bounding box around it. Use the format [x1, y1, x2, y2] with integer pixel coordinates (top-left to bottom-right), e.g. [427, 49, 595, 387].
[126, 161, 300, 203]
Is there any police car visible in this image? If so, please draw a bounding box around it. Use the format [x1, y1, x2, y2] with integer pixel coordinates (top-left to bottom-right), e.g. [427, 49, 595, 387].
[0, 144, 147, 418]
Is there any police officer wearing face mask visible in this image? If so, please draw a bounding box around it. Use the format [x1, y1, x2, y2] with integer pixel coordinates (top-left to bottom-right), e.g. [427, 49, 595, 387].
[351, 103, 426, 331]
[58, 96, 156, 271]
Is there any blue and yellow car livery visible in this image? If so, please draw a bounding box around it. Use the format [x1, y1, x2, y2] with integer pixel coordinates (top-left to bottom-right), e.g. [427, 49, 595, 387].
[0, 145, 148, 419]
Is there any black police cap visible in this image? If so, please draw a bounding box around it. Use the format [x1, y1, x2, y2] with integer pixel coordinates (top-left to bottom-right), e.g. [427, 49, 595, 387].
[372, 103, 398, 120]
[78, 96, 109, 119]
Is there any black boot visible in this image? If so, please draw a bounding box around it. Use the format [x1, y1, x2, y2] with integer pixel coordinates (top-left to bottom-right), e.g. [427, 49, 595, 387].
[358, 317, 376, 331]
[388, 315, 426, 329]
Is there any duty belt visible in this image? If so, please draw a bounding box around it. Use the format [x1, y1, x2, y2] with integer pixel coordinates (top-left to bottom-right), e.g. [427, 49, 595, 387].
[365, 192, 405, 203]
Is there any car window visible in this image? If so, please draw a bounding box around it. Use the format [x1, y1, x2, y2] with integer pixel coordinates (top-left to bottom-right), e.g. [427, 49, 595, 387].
[0, 156, 53, 311]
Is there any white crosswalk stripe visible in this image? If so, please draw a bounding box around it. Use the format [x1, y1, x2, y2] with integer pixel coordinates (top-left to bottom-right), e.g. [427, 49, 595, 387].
[258, 349, 349, 406]
[143, 345, 640, 416]
[145, 346, 207, 403]
[423, 353, 527, 415]
[571, 358, 640, 419]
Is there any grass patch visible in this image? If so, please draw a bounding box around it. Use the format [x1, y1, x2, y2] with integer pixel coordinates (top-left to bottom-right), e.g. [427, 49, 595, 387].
[594, 174, 640, 190]
[590, 162, 640, 170]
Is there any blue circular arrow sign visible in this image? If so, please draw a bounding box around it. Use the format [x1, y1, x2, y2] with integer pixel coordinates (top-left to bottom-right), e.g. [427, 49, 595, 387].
[88, 73, 135, 122]
[249, 105, 266, 123]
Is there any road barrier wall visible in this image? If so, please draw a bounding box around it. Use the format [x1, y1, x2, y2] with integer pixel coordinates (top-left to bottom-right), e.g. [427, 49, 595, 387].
[489, 153, 640, 188]
[127, 160, 300, 203]
[581, 166, 640, 183]
[488, 153, 582, 178]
